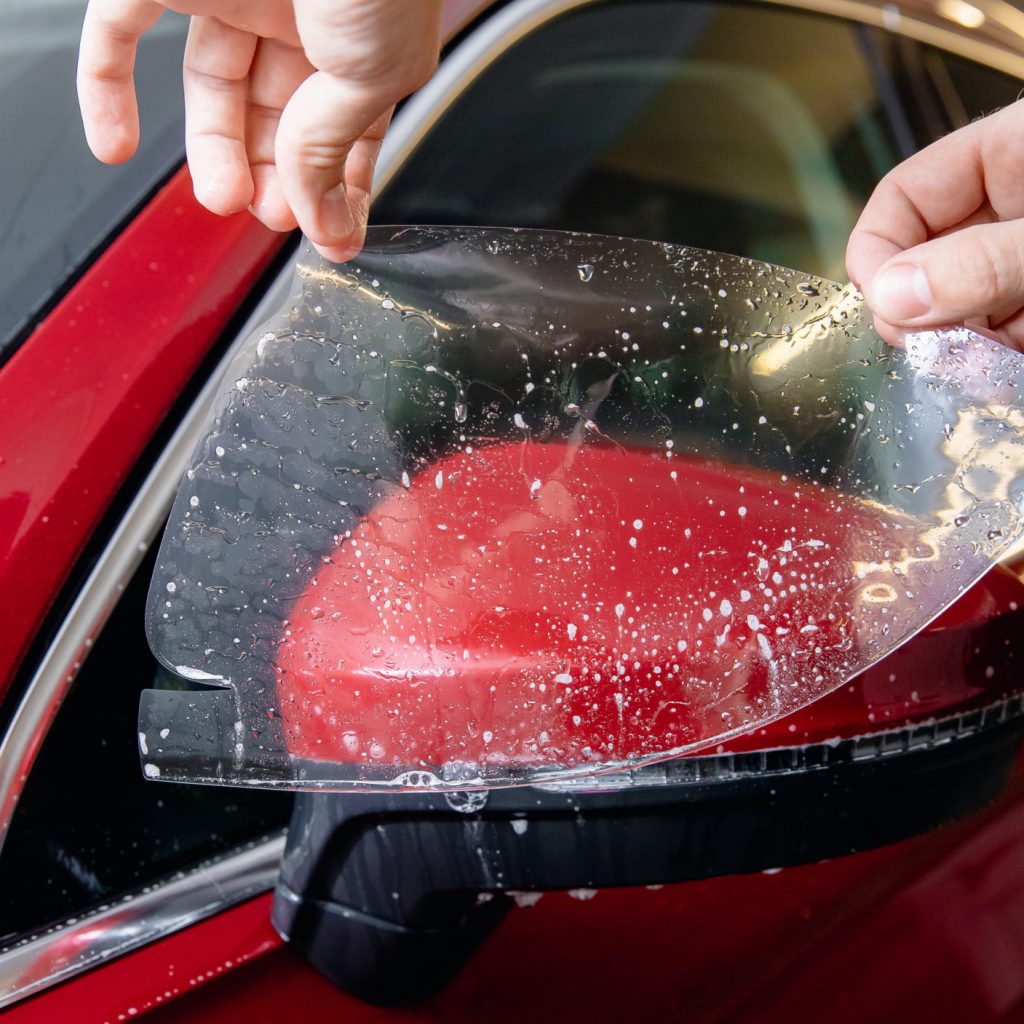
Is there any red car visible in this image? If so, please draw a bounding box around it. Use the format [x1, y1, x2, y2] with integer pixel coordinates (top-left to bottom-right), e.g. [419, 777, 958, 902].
[3, 0, 1024, 1021]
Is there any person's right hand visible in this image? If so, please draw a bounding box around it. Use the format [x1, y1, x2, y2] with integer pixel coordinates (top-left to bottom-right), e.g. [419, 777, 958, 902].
[846, 99, 1024, 350]
[77, 0, 444, 261]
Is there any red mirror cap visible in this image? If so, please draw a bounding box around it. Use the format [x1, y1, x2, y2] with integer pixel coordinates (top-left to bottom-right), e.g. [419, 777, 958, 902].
[274, 440, 929, 770]
[720, 565, 1024, 753]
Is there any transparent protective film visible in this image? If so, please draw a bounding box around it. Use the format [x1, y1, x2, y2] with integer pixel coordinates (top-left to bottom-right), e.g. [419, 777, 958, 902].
[141, 227, 1024, 790]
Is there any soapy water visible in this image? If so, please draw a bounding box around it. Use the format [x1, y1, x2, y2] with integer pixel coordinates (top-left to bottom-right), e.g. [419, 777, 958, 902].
[139, 227, 1024, 790]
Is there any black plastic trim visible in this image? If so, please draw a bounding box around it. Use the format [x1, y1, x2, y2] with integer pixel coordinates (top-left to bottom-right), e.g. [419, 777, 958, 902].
[274, 706, 1024, 1005]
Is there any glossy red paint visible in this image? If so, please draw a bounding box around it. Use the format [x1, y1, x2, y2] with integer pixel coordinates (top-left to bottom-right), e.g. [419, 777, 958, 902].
[276, 441, 1024, 769]
[726, 562, 1024, 751]
[0, 166, 286, 696]
[2, 894, 282, 1024]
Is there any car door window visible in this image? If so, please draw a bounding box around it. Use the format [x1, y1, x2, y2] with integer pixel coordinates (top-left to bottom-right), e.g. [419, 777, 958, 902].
[0, 2, 189, 366]
[374, 0, 959, 280]
[924, 45, 1024, 127]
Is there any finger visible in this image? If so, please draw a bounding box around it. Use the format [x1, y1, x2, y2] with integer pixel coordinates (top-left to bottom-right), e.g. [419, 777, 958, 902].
[77, 0, 164, 162]
[872, 313, 901, 348]
[249, 165, 299, 232]
[865, 218, 1024, 328]
[845, 116, 995, 291]
[989, 307, 1024, 353]
[274, 72, 383, 251]
[930, 205, 1022, 328]
[245, 37, 311, 232]
[280, 0, 442, 256]
[314, 108, 393, 262]
[183, 15, 257, 214]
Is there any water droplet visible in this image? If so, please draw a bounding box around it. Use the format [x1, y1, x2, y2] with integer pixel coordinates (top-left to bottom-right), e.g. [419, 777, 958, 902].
[446, 791, 488, 814]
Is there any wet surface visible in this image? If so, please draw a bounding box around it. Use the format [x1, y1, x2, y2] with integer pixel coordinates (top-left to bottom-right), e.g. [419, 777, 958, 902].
[142, 227, 1024, 789]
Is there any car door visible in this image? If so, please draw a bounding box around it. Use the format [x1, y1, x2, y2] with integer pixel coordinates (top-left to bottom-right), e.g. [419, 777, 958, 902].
[3, 0, 1024, 1022]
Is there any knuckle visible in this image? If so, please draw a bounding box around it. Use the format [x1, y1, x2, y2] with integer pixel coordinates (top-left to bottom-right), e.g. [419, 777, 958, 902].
[297, 141, 349, 170]
[335, 51, 438, 100]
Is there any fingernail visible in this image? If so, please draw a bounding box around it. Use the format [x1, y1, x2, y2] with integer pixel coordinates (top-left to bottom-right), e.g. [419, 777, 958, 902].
[871, 264, 933, 322]
[318, 184, 354, 243]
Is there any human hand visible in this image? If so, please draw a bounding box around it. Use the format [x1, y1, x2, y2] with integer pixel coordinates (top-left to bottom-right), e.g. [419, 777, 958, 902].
[846, 100, 1024, 350]
[77, 0, 443, 261]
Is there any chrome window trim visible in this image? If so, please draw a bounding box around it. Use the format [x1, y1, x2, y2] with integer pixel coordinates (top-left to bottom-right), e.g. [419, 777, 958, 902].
[1, 0, 1022, 1009]
[0, 262, 299, 1009]
[0, 834, 286, 1011]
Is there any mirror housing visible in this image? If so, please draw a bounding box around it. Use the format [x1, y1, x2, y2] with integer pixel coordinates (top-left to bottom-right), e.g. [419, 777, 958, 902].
[273, 694, 1024, 1006]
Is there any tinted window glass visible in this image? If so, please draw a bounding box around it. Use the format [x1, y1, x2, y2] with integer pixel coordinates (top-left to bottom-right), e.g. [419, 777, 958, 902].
[0, 2, 188, 364]
[0, 542, 292, 943]
[375, 0, 930, 279]
[924, 46, 1024, 127]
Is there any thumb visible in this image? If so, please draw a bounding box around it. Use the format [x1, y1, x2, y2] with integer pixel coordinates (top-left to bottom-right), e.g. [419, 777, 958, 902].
[275, 71, 387, 257]
[866, 219, 1024, 327]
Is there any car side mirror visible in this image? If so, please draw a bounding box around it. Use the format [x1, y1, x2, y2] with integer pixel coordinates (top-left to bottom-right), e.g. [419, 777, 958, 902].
[273, 578, 1024, 1005]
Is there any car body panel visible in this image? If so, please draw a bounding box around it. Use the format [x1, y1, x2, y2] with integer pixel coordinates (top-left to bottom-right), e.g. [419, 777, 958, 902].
[2, 895, 283, 1024]
[0, 167, 285, 698]
[23, 756, 1024, 1024]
